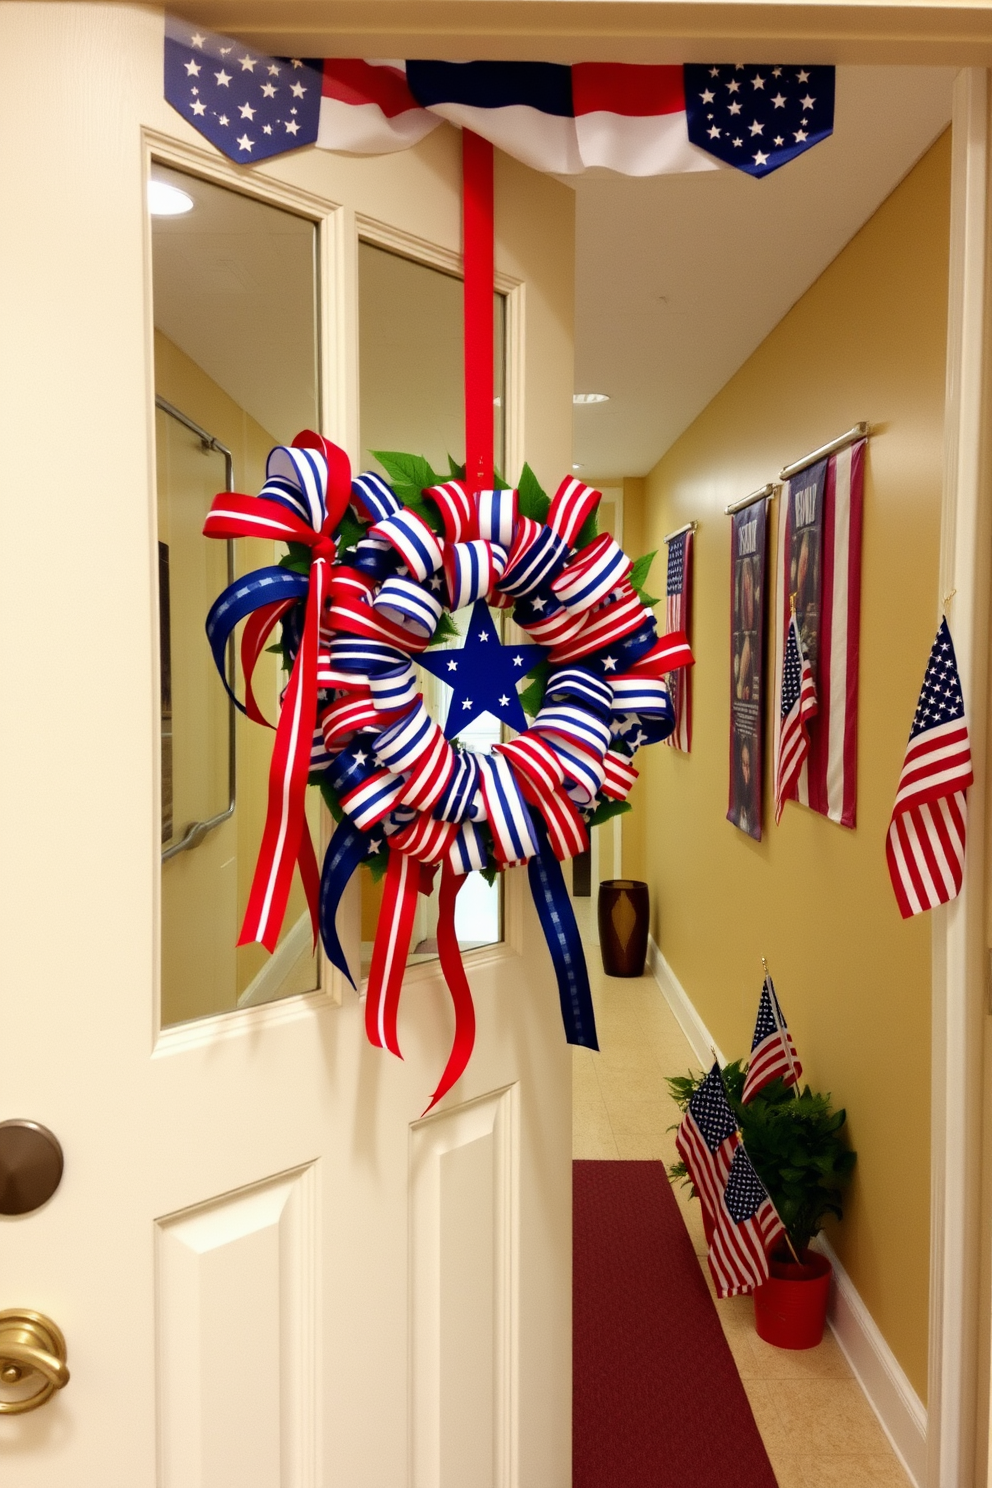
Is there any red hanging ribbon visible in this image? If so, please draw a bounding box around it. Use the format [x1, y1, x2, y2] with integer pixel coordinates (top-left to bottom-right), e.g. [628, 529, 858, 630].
[365, 849, 421, 1057]
[424, 865, 477, 1114]
[463, 130, 495, 494]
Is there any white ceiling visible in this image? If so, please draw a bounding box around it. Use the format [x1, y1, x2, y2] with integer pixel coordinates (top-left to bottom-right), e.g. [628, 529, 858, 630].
[572, 65, 956, 478]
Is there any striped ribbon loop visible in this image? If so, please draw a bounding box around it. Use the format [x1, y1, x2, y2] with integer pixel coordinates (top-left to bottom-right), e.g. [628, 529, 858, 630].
[432, 750, 484, 822]
[549, 583, 649, 663]
[478, 753, 540, 863]
[443, 539, 508, 610]
[354, 536, 400, 583]
[547, 475, 602, 546]
[329, 597, 432, 654]
[316, 658, 365, 691]
[425, 864, 477, 1114]
[369, 662, 419, 712]
[339, 769, 407, 830]
[310, 726, 335, 774]
[521, 778, 588, 861]
[544, 666, 613, 718]
[514, 600, 588, 649]
[388, 814, 460, 864]
[498, 524, 570, 598]
[365, 850, 421, 1057]
[424, 480, 475, 542]
[551, 533, 631, 615]
[610, 674, 673, 715]
[329, 638, 407, 676]
[545, 736, 607, 805]
[630, 629, 695, 675]
[328, 566, 375, 606]
[532, 704, 613, 760]
[602, 749, 640, 800]
[494, 733, 565, 793]
[321, 695, 384, 749]
[203, 432, 354, 955]
[368, 509, 445, 581]
[374, 700, 439, 772]
[352, 470, 402, 523]
[373, 575, 443, 638]
[527, 815, 599, 1051]
[448, 819, 489, 872]
[205, 567, 309, 710]
[476, 487, 518, 545]
[398, 730, 457, 812]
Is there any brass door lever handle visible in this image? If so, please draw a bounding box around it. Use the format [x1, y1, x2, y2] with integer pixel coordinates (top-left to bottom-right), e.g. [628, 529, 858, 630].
[0, 1311, 69, 1414]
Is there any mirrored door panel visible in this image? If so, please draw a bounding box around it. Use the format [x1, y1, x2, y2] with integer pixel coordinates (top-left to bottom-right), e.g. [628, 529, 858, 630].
[152, 165, 321, 1025]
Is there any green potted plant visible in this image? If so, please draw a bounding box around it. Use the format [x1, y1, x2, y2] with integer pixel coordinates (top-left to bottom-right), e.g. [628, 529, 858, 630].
[666, 1061, 856, 1348]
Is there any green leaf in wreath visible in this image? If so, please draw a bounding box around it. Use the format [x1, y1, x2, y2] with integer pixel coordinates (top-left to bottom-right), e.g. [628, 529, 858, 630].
[364, 849, 390, 883]
[317, 777, 343, 823]
[629, 550, 657, 592]
[448, 454, 467, 480]
[517, 462, 550, 522]
[426, 612, 461, 647]
[336, 507, 369, 554]
[588, 798, 632, 829]
[370, 449, 440, 491]
[519, 658, 550, 718]
[279, 541, 312, 575]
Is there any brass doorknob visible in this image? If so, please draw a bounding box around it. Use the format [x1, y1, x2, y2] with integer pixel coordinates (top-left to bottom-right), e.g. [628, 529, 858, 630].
[0, 1310, 69, 1414]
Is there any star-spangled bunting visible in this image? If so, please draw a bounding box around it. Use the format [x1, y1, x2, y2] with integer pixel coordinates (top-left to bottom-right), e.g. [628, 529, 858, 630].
[164, 16, 322, 163]
[417, 600, 546, 738]
[684, 64, 835, 178]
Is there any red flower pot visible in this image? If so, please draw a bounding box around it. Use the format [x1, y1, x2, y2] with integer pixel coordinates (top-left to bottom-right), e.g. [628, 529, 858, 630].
[752, 1249, 832, 1350]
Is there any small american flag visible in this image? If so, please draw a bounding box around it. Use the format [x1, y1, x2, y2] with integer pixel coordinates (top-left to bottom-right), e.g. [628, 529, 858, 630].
[886, 618, 973, 918]
[664, 529, 693, 752]
[675, 1063, 737, 1231]
[775, 613, 817, 822]
[709, 1144, 786, 1297]
[741, 976, 802, 1103]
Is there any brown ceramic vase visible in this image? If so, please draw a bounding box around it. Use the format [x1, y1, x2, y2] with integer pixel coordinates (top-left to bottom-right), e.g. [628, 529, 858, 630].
[597, 880, 649, 977]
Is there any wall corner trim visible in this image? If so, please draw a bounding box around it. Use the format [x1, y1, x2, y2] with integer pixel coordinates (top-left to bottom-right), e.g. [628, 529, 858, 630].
[645, 935, 928, 1488]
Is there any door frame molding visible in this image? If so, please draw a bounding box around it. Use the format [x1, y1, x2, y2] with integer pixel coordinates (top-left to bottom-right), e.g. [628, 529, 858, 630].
[931, 68, 992, 1488]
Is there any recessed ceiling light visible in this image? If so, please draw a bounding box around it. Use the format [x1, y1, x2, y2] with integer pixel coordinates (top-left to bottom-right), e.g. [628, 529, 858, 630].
[572, 463, 584, 470]
[573, 392, 609, 405]
[148, 179, 194, 217]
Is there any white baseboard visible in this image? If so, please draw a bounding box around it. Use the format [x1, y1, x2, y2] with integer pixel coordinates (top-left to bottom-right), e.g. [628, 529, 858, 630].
[646, 935, 727, 1068]
[646, 935, 927, 1487]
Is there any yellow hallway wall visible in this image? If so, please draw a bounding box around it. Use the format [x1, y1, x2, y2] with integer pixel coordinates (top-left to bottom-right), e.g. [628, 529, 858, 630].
[632, 130, 951, 1399]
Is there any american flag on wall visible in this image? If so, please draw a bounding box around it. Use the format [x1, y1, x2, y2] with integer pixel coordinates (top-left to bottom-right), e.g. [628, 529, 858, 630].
[773, 438, 865, 826]
[741, 975, 803, 1103]
[664, 528, 694, 752]
[676, 1063, 785, 1297]
[886, 618, 973, 918]
[774, 613, 817, 822]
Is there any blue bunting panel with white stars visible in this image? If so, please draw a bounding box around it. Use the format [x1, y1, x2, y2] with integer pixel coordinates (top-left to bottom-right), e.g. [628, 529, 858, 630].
[417, 600, 546, 738]
[683, 64, 834, 178]
[164, 15, 322, 163]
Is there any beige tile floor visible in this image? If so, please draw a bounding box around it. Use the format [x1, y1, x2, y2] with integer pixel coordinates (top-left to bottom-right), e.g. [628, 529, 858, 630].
[571, 900, 912, 1488]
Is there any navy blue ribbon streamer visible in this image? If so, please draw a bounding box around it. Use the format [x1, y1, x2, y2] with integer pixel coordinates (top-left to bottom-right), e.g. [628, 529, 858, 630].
[319, 818, 371, 988]
[204, 566, 310, 710]
[527, 817, 599, 1051]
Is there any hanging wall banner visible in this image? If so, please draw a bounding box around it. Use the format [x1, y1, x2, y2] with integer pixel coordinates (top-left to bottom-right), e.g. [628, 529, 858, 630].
[774, 439, 865, 827]
[727, 498, 768, 839]
[663, 528, 694, 752]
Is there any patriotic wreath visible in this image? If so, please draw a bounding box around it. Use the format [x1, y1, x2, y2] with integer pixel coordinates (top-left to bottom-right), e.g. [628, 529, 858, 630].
[202, 431, 693, 1109]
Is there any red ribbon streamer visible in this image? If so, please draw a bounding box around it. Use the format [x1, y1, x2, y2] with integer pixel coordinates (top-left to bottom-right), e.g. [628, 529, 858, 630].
[425, 866, 477, 1114]
[365, 849, 420, 1057]
[463, 130, 495, 494]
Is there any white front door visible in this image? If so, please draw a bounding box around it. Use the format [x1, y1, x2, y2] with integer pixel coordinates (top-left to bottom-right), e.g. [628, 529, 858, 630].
[0, 7, 576, 1483]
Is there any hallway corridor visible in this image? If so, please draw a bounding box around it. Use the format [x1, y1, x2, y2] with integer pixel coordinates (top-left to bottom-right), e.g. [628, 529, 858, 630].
[571, 905, 912, 1488]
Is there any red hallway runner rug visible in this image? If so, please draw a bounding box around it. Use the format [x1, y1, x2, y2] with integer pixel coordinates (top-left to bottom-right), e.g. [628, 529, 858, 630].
[573, 1160, 778, 1487]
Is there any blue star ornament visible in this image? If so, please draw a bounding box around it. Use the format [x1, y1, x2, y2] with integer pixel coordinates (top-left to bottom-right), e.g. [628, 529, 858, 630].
[165, 16, 322, 164]
[684, 64, 834, 178]
[418, 600, 546, 738]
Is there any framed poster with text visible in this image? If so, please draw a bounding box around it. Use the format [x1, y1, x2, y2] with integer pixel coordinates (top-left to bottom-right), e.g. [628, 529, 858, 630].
[727, 497, 769, 839]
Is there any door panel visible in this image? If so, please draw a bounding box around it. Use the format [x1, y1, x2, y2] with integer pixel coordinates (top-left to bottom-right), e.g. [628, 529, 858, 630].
[0, 7, 575, 1484]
